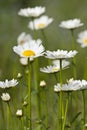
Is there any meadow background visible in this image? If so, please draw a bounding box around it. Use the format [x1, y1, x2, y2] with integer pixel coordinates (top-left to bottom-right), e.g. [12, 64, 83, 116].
[0, 0, 87, 130]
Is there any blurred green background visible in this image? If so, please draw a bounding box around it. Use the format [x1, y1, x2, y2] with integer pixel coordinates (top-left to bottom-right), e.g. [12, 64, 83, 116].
[0, 0, 87, 129]
[0, 0, 87, 80]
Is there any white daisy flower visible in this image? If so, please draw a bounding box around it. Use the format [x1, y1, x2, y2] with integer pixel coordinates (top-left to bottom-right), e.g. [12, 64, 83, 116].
[40, 59, 70, 73]
[16, 109, 23, 117]
[17, 32, 32, 45]
[53, 59, 70, 69]
[71, 79, 87, 90]
[59, 18, 83, 29]
[18, 6, 46, 17]
[19, 57, 34, 66]
[77, 30, 87, 48]
[45, 50, 78, 59]
[40, 65, 60, 73]
[0, 79, 18, 89]
[54, 80, 80, 92]
[54, 84, 62, 92]
[13, 39, 45, 58]
[28, 15, 53, 30]
[1, 93, 11, 102]
[19, 57, 28, 65]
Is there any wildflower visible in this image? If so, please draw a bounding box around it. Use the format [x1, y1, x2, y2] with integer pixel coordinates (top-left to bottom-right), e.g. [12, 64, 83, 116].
[19, 57, 28, 65]
[28, 15, 53, 30]
[1, 93, 11, 102]
[59, 18, 83, 29]
[16, 109, 23, 117]
[18, 6, 46, 17]
[40, 80, 46, 87]
[77, 30, 87, 48]
[0, 79, 18, 89]
[54, 78, 87, 92]
[40, 60, 70, 73]
[17, 32, 32, 45]
[45, 50, 78, 59]
[19, 57, 34, 66]
[13, 39, 45, 58]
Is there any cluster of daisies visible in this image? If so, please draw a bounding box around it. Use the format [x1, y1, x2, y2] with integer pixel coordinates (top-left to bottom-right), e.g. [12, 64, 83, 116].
[1, 6, 87, 118]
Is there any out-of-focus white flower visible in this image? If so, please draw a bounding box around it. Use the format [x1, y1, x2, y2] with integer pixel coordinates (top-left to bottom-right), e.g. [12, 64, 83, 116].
[77, 30, 87, 48]
[0, 79, 18, 89]
[17, 32, 32, 45]
[19, 57, 34, 66]
[54, 78, 87, 92]
[1, 93, 11, 101]
[28, 15, 53, 30]
[53, 59, 70, 69]
[59, 18, 83, 29]
[40, 65, 60, 73]
[19, 57, 28, 65]
[18, 6, 46, 17]
[54, 84, 62, 92]
[40, 60, 70, 73]
[45, 50, 78, 59]
[16, 109, 23, 117]
[40, 80, 46, 87]
[13, 39, 45, 58]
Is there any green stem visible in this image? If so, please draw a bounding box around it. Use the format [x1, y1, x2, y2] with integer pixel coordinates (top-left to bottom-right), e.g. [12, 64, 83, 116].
[27, 58, 32, 130]
[33, 59, 41, 126]
[62, 93, 69, 130]
[82, 90, 86, 130]
[70, 29, 77, 79]
[7, 102, 11, 130]
[59, 59, 64, 130]
[43, 88, 49, 130]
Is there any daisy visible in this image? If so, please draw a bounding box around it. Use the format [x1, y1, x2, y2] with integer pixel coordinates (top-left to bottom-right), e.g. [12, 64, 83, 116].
[53, 59, 70, 69]
[13, 39, 45, 58]
[19, 57, 34, 66]
[45, 50, 78, 59]
[77, 30, 87, 48]
[18, 6, 46, 17]
[79, 80, 87, 90]
[17, 32, 32, 45]
[40, 60, 70, 73]
[28, 15, 53, 30]
[1, 93, 11, 102]
[54, 79, 80, 92]
[0, 79, 18, 89]
[59, 18, 83, 29]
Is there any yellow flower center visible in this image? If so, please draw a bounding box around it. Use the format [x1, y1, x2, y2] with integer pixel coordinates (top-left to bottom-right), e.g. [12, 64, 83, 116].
[38, 23, 45, 28]
[52, 67, 59, 72]
[84, 38, 87, 44]
[22, 50, 35, 57]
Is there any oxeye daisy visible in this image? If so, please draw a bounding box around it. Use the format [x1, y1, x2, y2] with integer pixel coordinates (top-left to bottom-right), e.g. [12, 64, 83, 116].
[28, 15, 53, 30]
[54, 79, 80, 92]
[0, 79, 18, 89]
[45, 49, 78, 59]
[13, 39, 45, 58]
[77, 30, 87, 48]
[18, 6, 46, 17]
[40, 60, 70, 73]
[17, 32, 32, 45]
[1, 93, 11, 102]
[59, 18, 83, 29]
